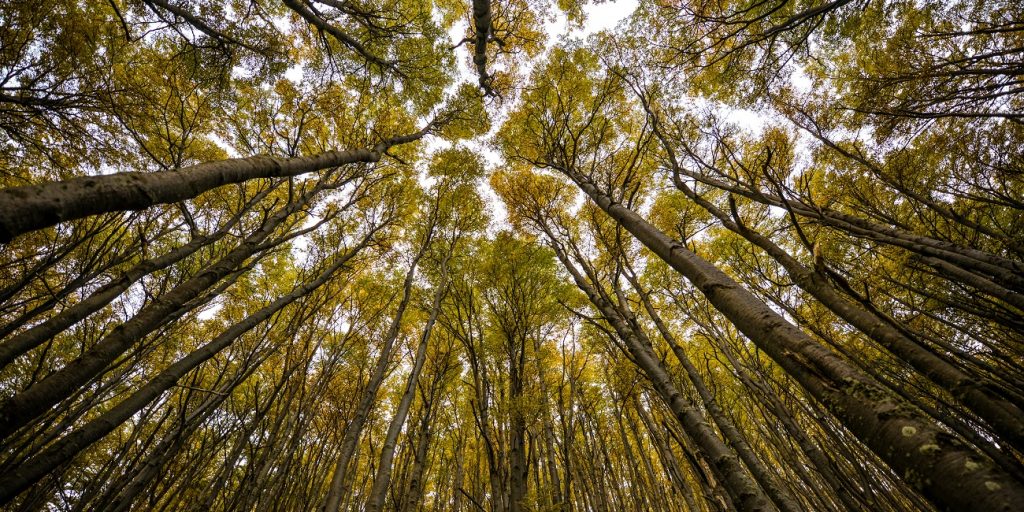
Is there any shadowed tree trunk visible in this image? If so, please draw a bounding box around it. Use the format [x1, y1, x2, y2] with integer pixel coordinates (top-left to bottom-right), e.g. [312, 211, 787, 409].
[537, 221, 776, 512]
[0, 182, 279, 369]
[365, 253, 449, 512]
[0, 177, 346, 441]
[0, 217, 384, 505]
[322, 226, 435, 512]
[554, 163, 1024, 511]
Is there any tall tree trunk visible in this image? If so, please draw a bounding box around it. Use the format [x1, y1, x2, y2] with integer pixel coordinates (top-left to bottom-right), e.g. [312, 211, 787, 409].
[322, 235, 432, 512]
[398, 400, 434, 512]
[0, 183, 278, 369]
[624, 272, 804, 512]
[541, 225, 776, 512]
[0, 126, 432, 242]
[0, 178, 336, 440]
[471, 0, 495, 94]
[663, 157, 1024, 450]
[508, 363, 528, 512]
[365, 256, 448, 512]
[558, 165, 1024, 511]
[707, 318, 866, 512]
[0, 224, 379, 504]
[533, 334, 564, 510]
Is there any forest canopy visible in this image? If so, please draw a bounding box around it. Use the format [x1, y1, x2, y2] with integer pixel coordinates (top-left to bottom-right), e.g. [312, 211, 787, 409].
[0, 0, 1022, 511]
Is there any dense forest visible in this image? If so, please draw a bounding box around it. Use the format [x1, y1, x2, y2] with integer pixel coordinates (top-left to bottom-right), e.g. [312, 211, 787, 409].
[0, 0, 1021, 510]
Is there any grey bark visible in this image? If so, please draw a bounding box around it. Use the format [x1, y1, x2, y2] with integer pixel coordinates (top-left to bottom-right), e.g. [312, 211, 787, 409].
[0, 127, 430, 242]
[0, 221, 379, 504]
[471, 0, 495, 95]
[625, 272, 804, 512]
[707, 316, 865, 512]
[0, 178, 335, 440]
[0, 183, 277, 369]
[365, 255, 448, 512]
[660, 149, 1024, 452]
[557, 164, 1024, 511]
[322, 236, 432, 512]
[398, 399, 434, 512]
[540, 224, 776, 512]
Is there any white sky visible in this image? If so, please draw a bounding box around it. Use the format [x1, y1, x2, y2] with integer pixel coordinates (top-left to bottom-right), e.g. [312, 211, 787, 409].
[558, 0, 640, 38]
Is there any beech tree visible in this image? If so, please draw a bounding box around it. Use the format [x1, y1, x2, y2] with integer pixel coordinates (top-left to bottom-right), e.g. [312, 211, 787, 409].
[1, 0, 1022, 511]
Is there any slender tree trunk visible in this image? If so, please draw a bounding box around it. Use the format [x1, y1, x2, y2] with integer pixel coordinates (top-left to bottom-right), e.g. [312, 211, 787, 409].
[559, 165, 1024, 511]
[399, 401, 434, 512]
[0, 183, 278, 369]
[0, 224, 379, 505]
[662, 162, 1024, 450]
[508, 364, 528, 512]
[533, 334, 564, 510]
[365, 257, 448, 512]
[0, 180, 332, 441]
[322, 238, 431, 512]
[625, 274, 804, 512]
[636, 396, 722, 512]
[710, 324, 865, 512]
[542, 226, 776, 512]
[611, 398, 652, 510]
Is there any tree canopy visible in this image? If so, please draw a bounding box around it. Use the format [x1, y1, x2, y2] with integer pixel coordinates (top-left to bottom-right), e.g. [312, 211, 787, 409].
[0, 0, 1022, 511]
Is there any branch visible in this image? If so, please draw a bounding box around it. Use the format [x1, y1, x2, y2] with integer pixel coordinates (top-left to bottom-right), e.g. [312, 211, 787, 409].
[283, 0, 401, 76]
[144, 0, 264, 54]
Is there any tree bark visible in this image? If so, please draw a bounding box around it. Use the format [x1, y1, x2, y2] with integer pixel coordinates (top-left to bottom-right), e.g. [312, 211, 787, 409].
[557, 164, 1024, 512]
[0, 126, 430, 242]
[0, 222, 378, 504]
[0, 180, 335, 440]
[322, 235, 432, 512]
[365, 256, 448, 512]
[663, 163, 1024, 452]
[0, 183, 277, 369]
[626, 273, 804, 512]
[541, 225, 776, 512]
[471, 0, 495, 95]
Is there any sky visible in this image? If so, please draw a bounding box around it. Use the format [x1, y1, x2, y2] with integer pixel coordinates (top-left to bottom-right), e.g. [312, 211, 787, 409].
[551, 0, 640, 40]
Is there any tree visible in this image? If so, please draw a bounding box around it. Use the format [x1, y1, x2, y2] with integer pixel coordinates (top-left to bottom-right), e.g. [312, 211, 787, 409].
[2, 1, 1023, 511]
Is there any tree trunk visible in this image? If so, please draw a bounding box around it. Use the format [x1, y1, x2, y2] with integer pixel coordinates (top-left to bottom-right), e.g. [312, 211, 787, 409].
[365, 257, 448, 512]
[626, 273, 804, 512]
[0, 126, 431, 242]
[560, 165, 1024, 511]
[0, 183, 278, 369]
[0, 224, 378, 505]
[667, 169, 1024, 451]
[542, 225, 776, 512]
[322, 236, 431, 512]
[0, 179, 333, 441]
